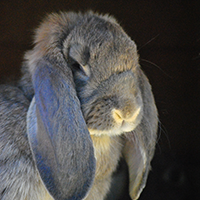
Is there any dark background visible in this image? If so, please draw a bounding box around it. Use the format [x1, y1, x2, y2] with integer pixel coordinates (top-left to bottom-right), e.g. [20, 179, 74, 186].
[0, 0, 199, 199]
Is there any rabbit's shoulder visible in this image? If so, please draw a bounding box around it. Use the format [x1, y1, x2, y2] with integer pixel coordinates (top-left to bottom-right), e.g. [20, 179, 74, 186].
[0, 84, 31, 154]
[0, 85, 38, 199]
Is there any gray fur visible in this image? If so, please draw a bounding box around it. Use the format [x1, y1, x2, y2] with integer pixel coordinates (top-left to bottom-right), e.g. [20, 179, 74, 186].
[0, 85, 49, 200]
[0, 11, 158, 200]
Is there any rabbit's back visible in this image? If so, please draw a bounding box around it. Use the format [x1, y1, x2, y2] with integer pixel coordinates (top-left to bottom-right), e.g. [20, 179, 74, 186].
[0, 85, 52, 200]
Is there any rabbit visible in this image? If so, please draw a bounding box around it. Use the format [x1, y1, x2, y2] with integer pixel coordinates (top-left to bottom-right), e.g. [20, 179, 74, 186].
[0, 11, 158, 200]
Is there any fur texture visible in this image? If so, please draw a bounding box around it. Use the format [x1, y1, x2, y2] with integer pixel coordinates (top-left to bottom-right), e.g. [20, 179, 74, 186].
[0, 85, 53, 200]
[0, 11, 158, 200]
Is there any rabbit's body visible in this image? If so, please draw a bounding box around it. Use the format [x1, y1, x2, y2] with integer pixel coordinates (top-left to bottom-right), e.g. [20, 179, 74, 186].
[84, 135, 123, 200]
[0, 85, 53, 200]
[0, 11, 158, 200]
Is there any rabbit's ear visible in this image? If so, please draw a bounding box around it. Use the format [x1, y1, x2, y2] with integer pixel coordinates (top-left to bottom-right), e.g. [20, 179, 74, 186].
[123, 134, 149, 200]
[123, 69, 158, 200]
[27, 58, 96, 200]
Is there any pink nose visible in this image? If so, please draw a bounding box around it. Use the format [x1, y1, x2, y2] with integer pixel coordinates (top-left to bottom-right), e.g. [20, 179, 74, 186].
[112, 105, 142, 123]
[113, 109, 132, 122]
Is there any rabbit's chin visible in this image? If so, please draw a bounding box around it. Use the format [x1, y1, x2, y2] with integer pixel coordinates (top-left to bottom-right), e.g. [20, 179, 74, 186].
[88, 122, 139, 137]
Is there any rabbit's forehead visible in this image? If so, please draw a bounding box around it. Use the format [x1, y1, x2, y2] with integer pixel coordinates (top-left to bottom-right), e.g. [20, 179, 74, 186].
[88, 43, 139, 81]
[64, 32, 139, 81]
[67, 14, 137, 56]
[62, 13, 139, 82]
[63, 13, 138, 70]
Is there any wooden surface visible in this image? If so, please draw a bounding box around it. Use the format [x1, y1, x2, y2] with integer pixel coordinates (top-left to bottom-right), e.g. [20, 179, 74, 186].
[0, 0, 199, 199]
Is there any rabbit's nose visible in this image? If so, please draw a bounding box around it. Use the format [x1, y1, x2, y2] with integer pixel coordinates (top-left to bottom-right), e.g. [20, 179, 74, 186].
[112, 106, 141, 123]
[112, 98, 136, 120]
[113, 109, 131, 122]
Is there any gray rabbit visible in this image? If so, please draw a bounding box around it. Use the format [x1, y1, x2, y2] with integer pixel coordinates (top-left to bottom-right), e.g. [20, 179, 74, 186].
[0, 11, 158, 200]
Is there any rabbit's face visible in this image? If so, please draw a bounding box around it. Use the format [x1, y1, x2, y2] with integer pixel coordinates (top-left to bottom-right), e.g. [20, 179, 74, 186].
[63, 17, 143, 136]
[81, 70, 143, 136]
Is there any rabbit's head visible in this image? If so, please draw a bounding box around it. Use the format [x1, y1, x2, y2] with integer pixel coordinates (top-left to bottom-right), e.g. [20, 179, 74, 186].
[61, 17, 143, 137]
[25, 11, 157, 200]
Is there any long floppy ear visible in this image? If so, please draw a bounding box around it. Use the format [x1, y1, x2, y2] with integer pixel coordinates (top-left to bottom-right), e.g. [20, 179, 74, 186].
[123, 69, 158, 200]
[27, 58, 96, 200]
[26, 12, 96, 200]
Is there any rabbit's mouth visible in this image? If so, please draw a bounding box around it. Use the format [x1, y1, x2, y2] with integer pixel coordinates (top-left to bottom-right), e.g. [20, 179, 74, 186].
[121, 120, 135, 132]
[88, 106, 143, 136]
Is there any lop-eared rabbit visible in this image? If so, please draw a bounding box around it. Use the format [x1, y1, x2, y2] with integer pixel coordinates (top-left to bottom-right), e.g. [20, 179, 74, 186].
[0, 11, 158, 200]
